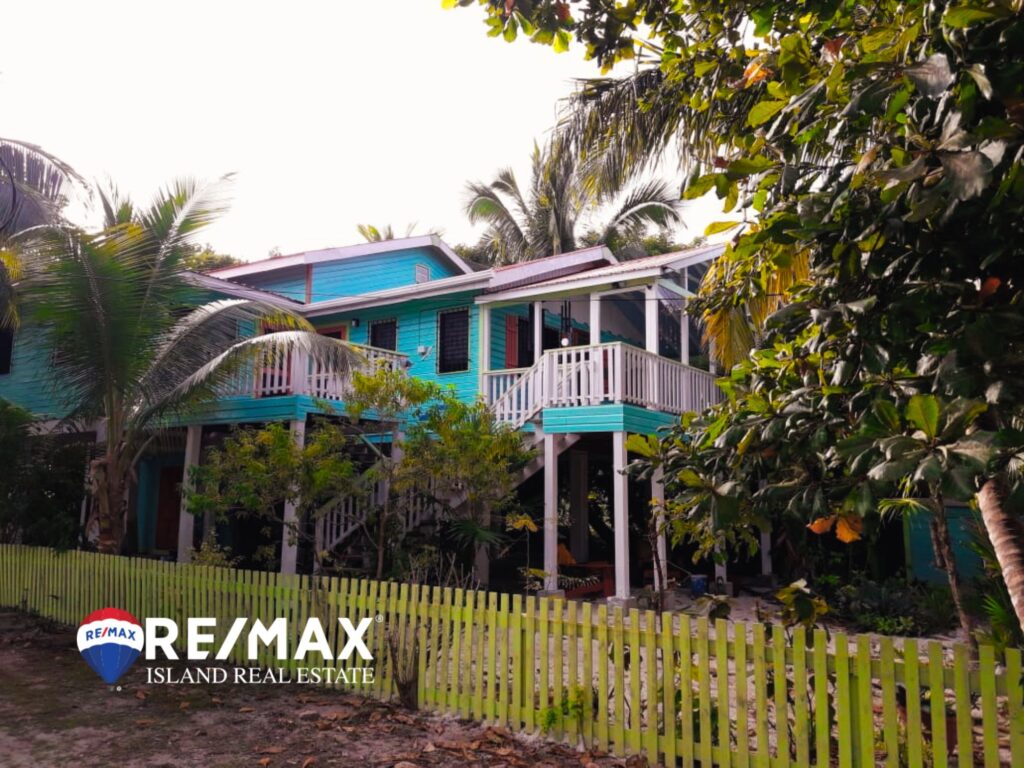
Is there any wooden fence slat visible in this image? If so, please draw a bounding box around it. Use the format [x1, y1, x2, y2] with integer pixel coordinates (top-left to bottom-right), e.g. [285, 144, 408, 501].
[1007, 647, 1024, 764]
[628, 607, 642, 755]
[880, 635, 899, 767]
[612, 605, 626, 756]
[903, 638, 924, 768]
[953, 642, 973, 765]
[927, 640, 949, 768]
[734, 621, 750, 768]
[979, 643, 999, 768]
[661, 612, 678, 768]
[643, 609, 658, 760]
[715, 618, 732, 768]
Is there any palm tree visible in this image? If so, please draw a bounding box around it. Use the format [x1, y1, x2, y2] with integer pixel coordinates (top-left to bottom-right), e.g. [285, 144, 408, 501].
[0, 138, 84, 328]
[18, 178, 359, 555]
[464, 140, 682, 265]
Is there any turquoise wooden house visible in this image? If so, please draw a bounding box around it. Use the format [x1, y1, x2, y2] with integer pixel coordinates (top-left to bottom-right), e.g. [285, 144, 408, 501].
[0, 235, 728, 602]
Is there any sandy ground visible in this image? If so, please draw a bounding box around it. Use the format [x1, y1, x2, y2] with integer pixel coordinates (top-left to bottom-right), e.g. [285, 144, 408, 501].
[0, 611, 646, 768]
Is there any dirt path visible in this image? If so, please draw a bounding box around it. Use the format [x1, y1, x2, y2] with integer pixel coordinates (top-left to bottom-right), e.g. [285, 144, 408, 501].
[0, 611, 639, 768]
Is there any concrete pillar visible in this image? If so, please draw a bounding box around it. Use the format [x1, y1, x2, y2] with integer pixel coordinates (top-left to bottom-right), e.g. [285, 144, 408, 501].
[176, 424, 202, 563]
[569, 450, 589, 562]
[589, 293, 602, 344]
[280, 418, 306, 575]
[652, 467, 668, 592]
[542, 433, 560, 593]
[611, 431, 631, 602]
[533, 301, 544, 363]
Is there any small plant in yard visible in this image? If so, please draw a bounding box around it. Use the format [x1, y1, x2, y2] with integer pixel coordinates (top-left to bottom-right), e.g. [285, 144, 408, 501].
[539, 686, 589, 737]
[189, 537, 239, 569]
[774, 579, 829, 632]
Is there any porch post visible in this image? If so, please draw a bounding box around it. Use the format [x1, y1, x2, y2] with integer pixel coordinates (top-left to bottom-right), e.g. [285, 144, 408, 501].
[652, 466, 668, 592]
[589, 293, 602, 344]
[760, 527, 773, 578]
[176, 424, 202, 563]
[645, 287, 660, 406]
[569, 449, 589, 562]
[645, 287, 659, 354]
[479, 304, 491, 374]
[611, 431, 632, 603]
[542, 433, 561, 594]
[280, 418, 306, 575]
[680, 301, 690, 366]
[533, 301, 544, 363]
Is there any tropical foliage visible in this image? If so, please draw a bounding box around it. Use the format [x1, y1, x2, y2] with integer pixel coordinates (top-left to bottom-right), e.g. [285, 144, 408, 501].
[15, 178, 359, 555]
[465, 140, 681, 264]
[452, 0, 1024, 638]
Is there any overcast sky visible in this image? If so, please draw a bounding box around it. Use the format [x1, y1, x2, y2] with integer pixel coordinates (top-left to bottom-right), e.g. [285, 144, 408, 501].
[2, 1, 721, 262]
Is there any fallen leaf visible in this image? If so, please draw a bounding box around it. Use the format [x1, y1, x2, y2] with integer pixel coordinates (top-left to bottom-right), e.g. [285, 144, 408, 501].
[178, 701, 190, 710]
[258, 759, 271, 767]
[134, 689, 147, 700]
[239, 706, 256, 713]
[259, 746, 286, 755]
[134, 719, 155, 727]
[301, 758, 317, 768]
[422, 742, 436, 753]
[210, 696, 223, 705]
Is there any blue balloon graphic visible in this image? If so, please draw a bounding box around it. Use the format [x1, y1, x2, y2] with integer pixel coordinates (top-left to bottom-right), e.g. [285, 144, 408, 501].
[77, 608, 144, 685]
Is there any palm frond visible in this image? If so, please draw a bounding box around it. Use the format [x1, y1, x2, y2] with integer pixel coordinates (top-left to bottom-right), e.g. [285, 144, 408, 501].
[597, 179, 683, 245]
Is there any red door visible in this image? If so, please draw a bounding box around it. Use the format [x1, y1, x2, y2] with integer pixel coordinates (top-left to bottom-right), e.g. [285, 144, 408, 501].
[154, 465, 183, 551]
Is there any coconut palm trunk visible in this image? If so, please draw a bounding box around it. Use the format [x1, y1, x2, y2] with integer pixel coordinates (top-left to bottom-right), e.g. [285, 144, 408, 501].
[977, 475, 1024, 636]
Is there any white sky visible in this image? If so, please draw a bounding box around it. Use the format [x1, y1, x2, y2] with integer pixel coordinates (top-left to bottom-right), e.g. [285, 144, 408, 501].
[2, 0, 721, 262]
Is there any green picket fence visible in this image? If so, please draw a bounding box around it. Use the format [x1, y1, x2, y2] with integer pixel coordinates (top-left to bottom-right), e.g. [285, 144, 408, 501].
[2, 544, 1022, 767]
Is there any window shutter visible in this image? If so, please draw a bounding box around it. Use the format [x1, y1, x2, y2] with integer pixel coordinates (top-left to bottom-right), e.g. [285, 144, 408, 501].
[438, 309, 470, 373]
[504, 315, 519, 368]
[370, 320, 397, 351]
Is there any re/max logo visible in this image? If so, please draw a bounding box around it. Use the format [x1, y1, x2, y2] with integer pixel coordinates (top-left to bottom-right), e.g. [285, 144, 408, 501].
[143, 617, 374, 661]
[83, 626, 138, 642]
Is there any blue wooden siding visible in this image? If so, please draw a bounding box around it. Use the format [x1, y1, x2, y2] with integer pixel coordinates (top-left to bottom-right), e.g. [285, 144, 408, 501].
[0, 327, 73, 418]
[541, 404, 677, 435]
[311, 247, 458, 301]
[244, 265, 307, 301]
[329, 291, 481, 403]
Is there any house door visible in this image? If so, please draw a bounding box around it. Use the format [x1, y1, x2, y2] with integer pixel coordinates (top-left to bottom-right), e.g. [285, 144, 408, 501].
[154, 465, 183, 551]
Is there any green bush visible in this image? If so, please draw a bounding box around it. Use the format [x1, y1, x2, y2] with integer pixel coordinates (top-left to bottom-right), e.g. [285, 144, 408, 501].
[818, 573, 956, 637]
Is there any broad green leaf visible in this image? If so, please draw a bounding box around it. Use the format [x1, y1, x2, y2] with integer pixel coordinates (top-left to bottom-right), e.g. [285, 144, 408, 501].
[905, 394, 940, 439]
[705, 220, 742, 236]
[943, 5, 1012, 28]
[747, 99, 787, 127]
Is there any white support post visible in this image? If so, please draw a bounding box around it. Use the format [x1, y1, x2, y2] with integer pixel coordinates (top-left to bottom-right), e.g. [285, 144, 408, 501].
[542, 433, 561, 594]
[533, 300, 544, 364]
[681, 301, 690, 366]
[589, 293, 602, 344]
[645, 286, 659, 354]
[645, 286, 660, 407]
[652, 467, 668, 592]
[280, 418, 306, 575]
[176, 424, 202, 563]
[569, 450, 589, 562]
[760, 527, 773, 578]
[611, 431, 632, 603]
[479, 304, 491, 376]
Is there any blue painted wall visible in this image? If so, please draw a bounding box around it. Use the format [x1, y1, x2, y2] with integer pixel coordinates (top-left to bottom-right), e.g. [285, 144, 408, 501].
[244, 265, 307, 301]
[0, 327, 74, 418]
[542, 404, 677, 435]
[324, 291, 481, 403]
[904, 507, 983, 584]
[311, 247, 458, 302]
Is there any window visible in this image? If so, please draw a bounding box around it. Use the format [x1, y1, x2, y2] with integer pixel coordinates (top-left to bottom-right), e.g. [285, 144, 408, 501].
[438, 308, 470, 373]
[369, 319, 397, 351]
[317, 325, 348, 341]
[415, 263, 430, 284]
[0, 329, 12, 375]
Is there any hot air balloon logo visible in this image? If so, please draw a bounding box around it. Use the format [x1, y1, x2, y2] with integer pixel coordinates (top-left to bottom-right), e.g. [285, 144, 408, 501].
[77, 608, 144, 685]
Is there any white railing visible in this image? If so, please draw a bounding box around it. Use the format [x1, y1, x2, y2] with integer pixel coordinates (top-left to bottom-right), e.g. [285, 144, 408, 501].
[484, 342, 722, 425]
[218, 344, 407, 401]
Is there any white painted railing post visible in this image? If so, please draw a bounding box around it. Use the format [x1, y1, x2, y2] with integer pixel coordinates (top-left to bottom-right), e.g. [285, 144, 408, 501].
[176, 424, 202, 563]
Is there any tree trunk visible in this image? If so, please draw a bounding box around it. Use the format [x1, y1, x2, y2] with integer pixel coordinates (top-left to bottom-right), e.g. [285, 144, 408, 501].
[91, 455, 126, 555]
[930, 503, 976, 647]
[375, 493, 390, 581]
[977, 475, 1024, 637]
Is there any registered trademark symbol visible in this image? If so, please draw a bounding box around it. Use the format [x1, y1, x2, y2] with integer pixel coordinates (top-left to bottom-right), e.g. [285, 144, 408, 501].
[375, 614, 383, 623]
[116, 686, 122, 692]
